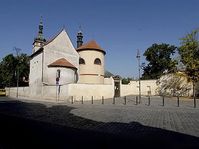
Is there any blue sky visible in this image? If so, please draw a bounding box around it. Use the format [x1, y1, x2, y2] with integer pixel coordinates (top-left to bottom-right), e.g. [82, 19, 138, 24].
[0, 0, 199, 78]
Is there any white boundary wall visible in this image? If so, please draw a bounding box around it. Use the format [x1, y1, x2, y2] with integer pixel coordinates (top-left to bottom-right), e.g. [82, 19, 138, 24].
[121, 80, 158, 96]
[68, 83, 114, 101]
[6, 78, 193, 101]
[6, 83, 114, 101]
[6, 87, 30, 99]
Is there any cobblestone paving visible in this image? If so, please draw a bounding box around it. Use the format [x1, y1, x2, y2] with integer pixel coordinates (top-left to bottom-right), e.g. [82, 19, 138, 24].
[0, 96, 199, 138]
[67, 96, 199, 137]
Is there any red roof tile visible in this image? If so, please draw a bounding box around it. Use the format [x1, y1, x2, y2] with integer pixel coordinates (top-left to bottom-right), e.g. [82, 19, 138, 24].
[48, 58, 77, 69]
[76, 40, 106, 54]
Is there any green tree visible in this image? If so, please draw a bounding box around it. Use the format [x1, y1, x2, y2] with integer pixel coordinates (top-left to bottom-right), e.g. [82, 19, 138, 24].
[178, 29, 199, 99]
[142, 43, 177, 79]
[0, 54, 17, 87]
[122, 77, 133, 84]
[17, 53, 30, 86]
[0, 53, 30, 87]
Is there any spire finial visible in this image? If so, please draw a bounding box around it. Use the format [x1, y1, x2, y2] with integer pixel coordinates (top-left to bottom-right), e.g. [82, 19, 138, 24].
[79, 25, 82, 33]
[40, 16, 43, 24]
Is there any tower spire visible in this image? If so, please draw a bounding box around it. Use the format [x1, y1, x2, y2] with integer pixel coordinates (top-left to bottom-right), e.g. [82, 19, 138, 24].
[32, 16, 46, 53]
[38, 16, 44, 40]
[34, 16, 46, 42]
[77, 26, 83, 48]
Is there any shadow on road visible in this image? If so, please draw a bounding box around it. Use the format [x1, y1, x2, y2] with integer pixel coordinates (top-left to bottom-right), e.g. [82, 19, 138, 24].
[0, 100, 198, 149]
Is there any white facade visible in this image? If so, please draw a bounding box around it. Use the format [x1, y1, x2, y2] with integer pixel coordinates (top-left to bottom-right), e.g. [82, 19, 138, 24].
[77, 40, 106, 84]
[29, 29, 79, 98]
[121, 80, 158, 96]
[42, 30, 79, 85]
[78, 50, 105, 84]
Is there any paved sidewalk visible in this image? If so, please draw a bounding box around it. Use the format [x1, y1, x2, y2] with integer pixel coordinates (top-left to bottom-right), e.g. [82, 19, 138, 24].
[0, 96, 199, 148]
[1, 96, 199, 137]
[68, 96, 199, 137]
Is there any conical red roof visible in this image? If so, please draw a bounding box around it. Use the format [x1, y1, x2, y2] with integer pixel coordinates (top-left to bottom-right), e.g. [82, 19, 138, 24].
[76, 40, 106, 54]
[48, 58, 77, 69]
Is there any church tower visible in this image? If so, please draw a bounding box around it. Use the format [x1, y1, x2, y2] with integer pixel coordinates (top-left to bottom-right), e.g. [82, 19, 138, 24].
[77, 39, 106, 84]
[77, 30, 83, 48]
[32, 17, 46, 53]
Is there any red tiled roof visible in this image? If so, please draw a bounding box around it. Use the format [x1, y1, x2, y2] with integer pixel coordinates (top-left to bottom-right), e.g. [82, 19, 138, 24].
[48, 58, 77, 69]
[76, 40, 106, 54]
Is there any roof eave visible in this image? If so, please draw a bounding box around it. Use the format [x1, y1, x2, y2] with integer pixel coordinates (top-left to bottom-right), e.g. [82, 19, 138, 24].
[30, 47, 44, 58]
[76, 48, 106, 55]
[48, 65, 77, 70]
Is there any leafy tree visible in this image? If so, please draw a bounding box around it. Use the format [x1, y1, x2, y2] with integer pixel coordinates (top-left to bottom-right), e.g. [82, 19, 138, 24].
[142, 43, 177, 79]
[178, 29, 199, 99]
[17, 53, 30, 86]
[122, 77, 133, 84]
[0, 53, 30, 87]
[0, 54, 17, 87]
[104, 70, 114, 78]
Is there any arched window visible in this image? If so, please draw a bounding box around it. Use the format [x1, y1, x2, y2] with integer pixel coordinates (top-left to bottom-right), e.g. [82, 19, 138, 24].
[94, 58, 101, 65]
[79, 58, 85, 64]
[56, 69, 61, 84]
[56, 69, 61, 79]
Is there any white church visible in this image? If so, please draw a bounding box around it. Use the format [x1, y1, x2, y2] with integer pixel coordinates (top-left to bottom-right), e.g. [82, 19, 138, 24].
[28, 19, 116, 101]
[9, 19, 190, 101]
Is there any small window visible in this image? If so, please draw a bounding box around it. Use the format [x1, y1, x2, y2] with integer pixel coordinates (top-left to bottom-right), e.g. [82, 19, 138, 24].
[56, 69, 61, 84]
[79, 58, 85, 64]
[56, 69, 61, 79]
[94, 58, 101, 65]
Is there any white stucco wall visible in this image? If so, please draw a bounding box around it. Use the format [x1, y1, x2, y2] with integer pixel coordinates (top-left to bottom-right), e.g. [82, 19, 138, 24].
[43, 30, 79, 84]
[29, 53, 43, 86]
[104, 77, 114, 85]
[78, 50, 105, 84]
[6, 83, 114, 101]
[46, 67, 76, 85]
[6, 77, 193, 101]
[41, 85, 70, 101]
[68, 83, 114, 100]
[29, 53, 43, 97]
[6, 87, 30, 99]
[6, 86, 69, 101]
[121, 80, 158, 96]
